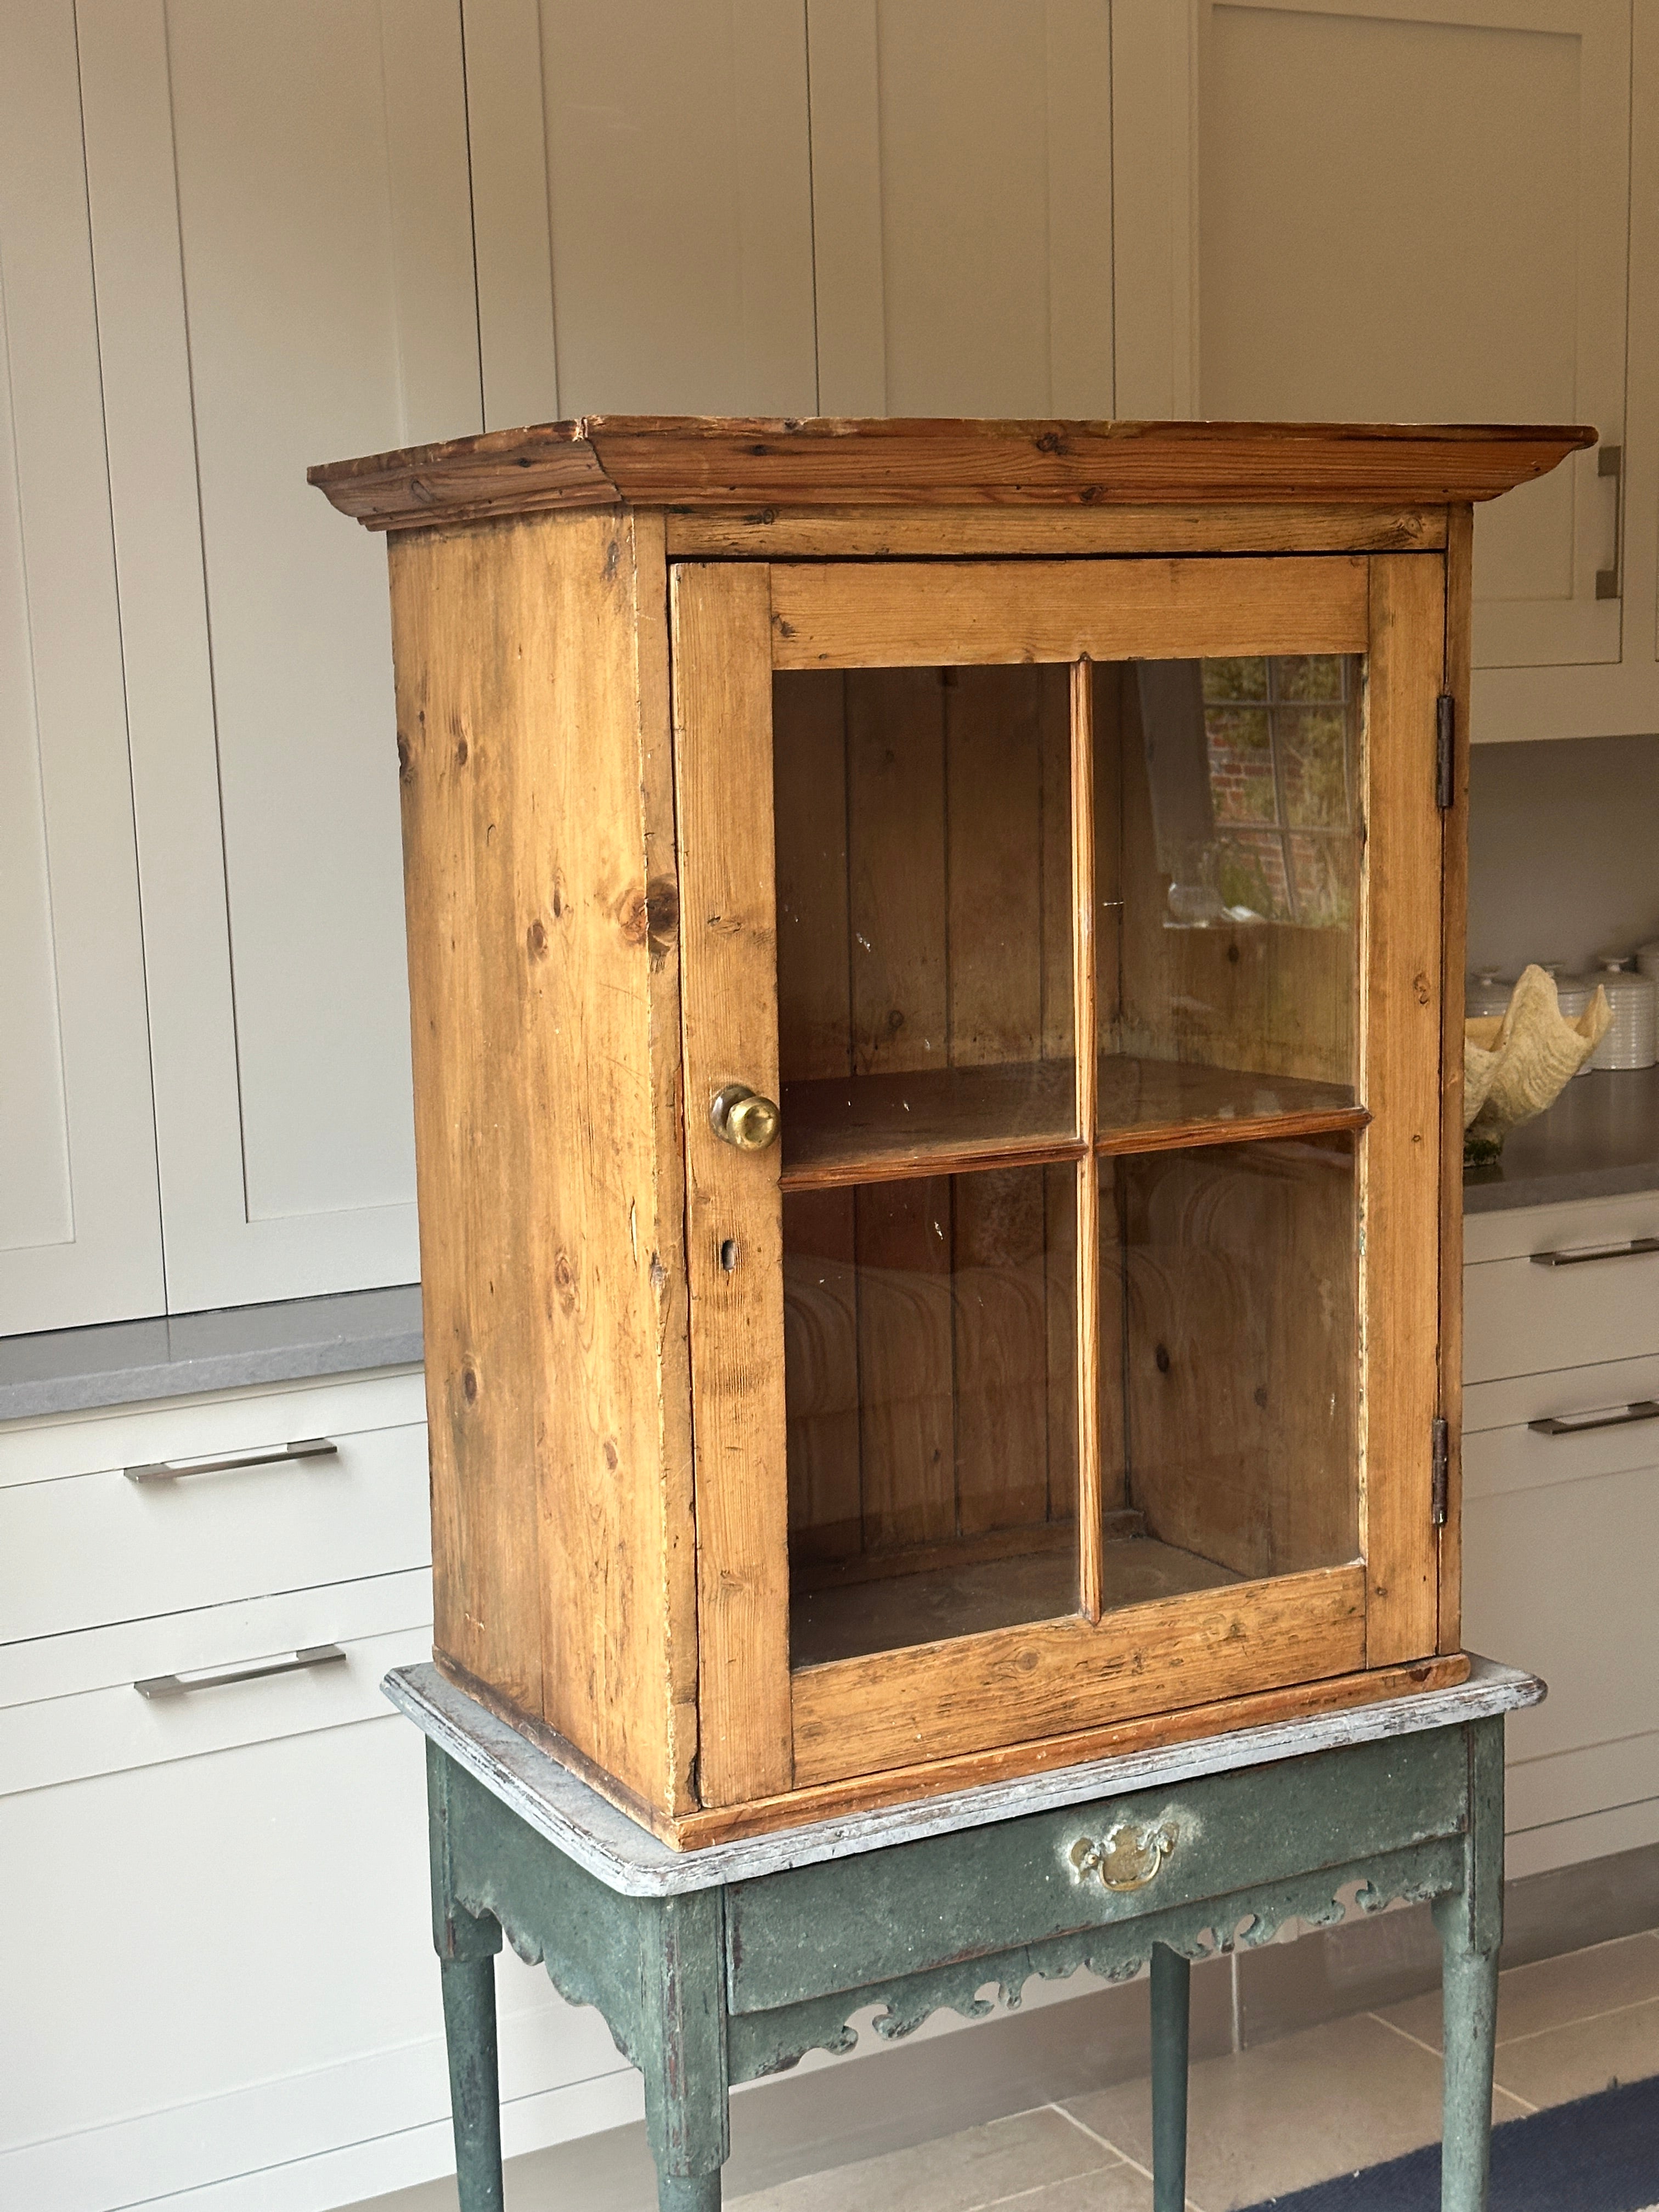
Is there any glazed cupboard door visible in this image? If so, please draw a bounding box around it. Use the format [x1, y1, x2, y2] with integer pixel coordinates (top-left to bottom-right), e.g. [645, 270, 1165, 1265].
[673, 554, 1447, 1810]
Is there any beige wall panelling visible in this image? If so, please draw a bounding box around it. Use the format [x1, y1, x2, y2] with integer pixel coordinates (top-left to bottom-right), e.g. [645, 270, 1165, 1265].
[460, 0, 562, 431]
[807, 0, 1115, 415]
[465, 0, 817, 421]
[77, 0, 483, 1312]
[0, 1, 163, 1336]
[1109, 0, 1200, 419]
[1117, 0, 1640, 733]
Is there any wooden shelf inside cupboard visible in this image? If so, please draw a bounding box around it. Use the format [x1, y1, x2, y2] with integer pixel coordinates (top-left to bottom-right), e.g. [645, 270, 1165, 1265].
[312, 414, 1592, 1848]
[780, 1057, 1367, 1190]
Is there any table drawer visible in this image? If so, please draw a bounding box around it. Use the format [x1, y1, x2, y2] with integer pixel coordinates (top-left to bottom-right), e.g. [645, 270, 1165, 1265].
[1464, 1197, 1659, 1386]
[0, 1393, 430, 1640]
[724, 1731, 1468, 2016]
[0, 1568, 433, 1794]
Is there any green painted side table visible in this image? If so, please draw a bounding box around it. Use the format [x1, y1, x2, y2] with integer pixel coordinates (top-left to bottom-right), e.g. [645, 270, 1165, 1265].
[386, 1659, 1542, 2212]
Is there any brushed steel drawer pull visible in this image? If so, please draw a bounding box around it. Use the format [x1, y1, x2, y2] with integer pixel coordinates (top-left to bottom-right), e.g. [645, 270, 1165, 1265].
[124, 1437, 339, 1484]
[133, 1644, 348, 1700]
[1529, 1237, 1659, 1268]
[1069, 1821, 1176, 1892]
[1529, 1399, 1659, 1437]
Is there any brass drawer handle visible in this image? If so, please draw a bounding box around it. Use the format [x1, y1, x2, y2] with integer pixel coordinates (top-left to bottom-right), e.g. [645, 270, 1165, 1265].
[1069, 1820, 1177, 1892]
[1529, 1399, 1659, 1437]
[710, 1083, 781, 1152]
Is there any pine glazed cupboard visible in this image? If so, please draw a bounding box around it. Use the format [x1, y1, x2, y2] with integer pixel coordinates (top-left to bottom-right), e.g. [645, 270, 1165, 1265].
[311, 416, 1588, 1848]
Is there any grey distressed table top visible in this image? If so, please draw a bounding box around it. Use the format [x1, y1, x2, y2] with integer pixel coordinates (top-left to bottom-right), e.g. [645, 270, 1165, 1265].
[385, 1657, 1544, 1899]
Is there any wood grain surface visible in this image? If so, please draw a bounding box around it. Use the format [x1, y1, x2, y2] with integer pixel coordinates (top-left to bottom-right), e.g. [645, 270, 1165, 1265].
[1437, 510, 1472, 1655]
[770, 557, 1369, 669]
[311, 414, 1594, 532]
[1361, 554, 1449, 1668]
[789, 1561, 1367, 1786]
[389, 508, 697, 1818]
[670, 563, 794, 1806]
[664, 503, 1450, 559]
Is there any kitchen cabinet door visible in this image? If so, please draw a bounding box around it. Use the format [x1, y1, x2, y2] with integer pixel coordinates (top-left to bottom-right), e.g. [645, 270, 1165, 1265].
[0, 1, 163, 1336]
[804, 0, 1114, 415]
[0, 1713, 633, 2211]
[462, 0, 819, 430]
[1114, 0, 1646, 740]
[75, 0, 482, 1314]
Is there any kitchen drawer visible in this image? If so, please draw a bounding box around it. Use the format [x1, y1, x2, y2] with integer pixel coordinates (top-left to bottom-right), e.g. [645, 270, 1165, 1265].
[0, 1568, 432, 1793]
[1464, 1194, 1659, 1385]
[1464, 1361, 1659, 1503]
[1465, 1352, 1659, 1438]
[0, 1369, 426, 1488]
[0, 1381, 430, 1641]
[723, 1731, 1467, 2016]
[1465, 1458, 1659, 1770]
[0, 1713, 625, 2212]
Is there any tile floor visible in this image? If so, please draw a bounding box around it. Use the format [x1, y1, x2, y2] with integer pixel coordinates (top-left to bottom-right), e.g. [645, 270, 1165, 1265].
[357, 1929, 1659, 2212]
[731, 1931, 1659, 2212]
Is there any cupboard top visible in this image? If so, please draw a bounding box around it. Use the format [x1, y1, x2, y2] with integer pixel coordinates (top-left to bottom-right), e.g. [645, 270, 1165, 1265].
[308, 414, 1594, 534]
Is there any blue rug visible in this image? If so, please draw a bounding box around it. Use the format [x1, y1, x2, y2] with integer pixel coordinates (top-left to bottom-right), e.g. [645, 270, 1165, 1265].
[1237, 2072, 1659, 2210]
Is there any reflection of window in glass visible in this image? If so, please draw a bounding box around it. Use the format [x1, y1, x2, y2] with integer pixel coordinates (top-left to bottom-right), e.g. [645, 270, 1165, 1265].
[1199, 656, 1358, 927]
[1137, 655, 1360, 931]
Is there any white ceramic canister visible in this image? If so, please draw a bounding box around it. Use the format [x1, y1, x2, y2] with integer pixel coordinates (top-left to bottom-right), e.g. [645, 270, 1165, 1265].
[1539, 965, 1598, 1074]
[1466, 968, 1511, 1017]
[1588, 956, 1658, 1071]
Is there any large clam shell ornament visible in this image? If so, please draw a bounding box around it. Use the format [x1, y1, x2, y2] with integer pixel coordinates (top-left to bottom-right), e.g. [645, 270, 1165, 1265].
[1464, 963, 1610, 1165]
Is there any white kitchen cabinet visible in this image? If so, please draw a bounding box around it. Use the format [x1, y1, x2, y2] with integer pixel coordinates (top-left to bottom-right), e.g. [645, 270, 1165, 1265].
[462, 0, 819, 430]
[0, 1369, 644, 2211]
[1111, 0, 1657, 743]
[805, 0, 1114, 416]
[1464, 1198, 1659, 1875]
[0, 1716, 637, 2212]
[74, 0, 483, 1314]
[0, 1, 163, 1336]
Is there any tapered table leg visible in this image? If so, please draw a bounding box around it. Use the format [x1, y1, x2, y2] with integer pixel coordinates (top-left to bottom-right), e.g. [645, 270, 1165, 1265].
[1150, 1941, 1191, 2212]
[656, 2176, 723, 2211]
[441, 1954, 505, 2212]
[1435, 1716, 1505, 2212]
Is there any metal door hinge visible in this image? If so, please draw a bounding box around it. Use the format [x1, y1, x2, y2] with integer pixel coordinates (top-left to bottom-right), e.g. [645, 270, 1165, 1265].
[1435, 696, 1456, 810]
[1431, 1417, 1449, 1527]
[1596, 444, 1623, 601]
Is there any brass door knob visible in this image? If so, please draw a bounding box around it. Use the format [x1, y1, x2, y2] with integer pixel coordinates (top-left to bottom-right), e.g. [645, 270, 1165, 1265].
[710, 1083, 781, 1152]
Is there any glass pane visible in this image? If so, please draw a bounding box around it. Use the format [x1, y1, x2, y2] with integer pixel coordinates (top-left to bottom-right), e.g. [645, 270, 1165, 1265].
[1097, 1134, 1359, 1602]
[1094, 655, 1363, 1139]
[786, 1164, 1079, 1667]
[772, 666, 1076, 1188]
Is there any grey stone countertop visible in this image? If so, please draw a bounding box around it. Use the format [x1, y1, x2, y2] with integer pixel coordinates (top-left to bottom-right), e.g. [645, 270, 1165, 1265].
[1464, 1063, 1659, 1214]
[0, 1284, 422, 1425]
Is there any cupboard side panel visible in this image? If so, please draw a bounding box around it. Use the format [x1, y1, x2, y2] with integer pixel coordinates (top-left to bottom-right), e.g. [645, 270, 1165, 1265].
[629, 510, 702, 1813]
[388, 511, 686, 1814]
[1361, 551, 1447, 1667]
[1438, 507, 1471, 1654]
[672, 562, 794, 1805]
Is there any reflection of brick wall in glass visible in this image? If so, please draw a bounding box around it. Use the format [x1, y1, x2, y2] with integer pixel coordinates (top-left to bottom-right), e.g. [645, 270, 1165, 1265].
[1200, 656, 1359, 926]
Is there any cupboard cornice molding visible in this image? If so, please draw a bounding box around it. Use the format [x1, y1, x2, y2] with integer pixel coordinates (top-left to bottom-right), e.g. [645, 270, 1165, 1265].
[309, 415, 1596, 533]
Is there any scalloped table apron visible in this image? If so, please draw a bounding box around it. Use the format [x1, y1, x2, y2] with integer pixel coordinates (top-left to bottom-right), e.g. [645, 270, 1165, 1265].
[387, 1657, 1543, 2212]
